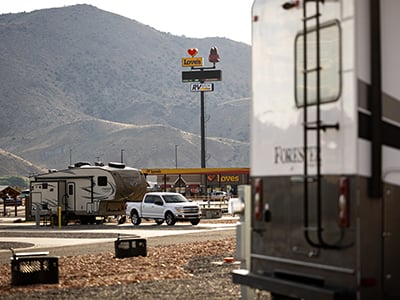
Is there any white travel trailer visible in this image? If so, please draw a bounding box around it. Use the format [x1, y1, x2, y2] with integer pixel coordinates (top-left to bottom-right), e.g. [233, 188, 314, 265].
[233, 0, 400, 299]
[29, 162, 147, 225]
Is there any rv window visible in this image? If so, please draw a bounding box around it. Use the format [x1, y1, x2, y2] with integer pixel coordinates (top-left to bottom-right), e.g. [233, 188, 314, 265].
[68, 184, 74, 195]
[42, 183, 48, 189]
[295, 20, 341, 107]
[98, 176, 107, 186]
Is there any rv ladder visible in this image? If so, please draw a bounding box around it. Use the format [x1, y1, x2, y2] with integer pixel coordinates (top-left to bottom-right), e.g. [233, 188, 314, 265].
[301, 0, 341, 249]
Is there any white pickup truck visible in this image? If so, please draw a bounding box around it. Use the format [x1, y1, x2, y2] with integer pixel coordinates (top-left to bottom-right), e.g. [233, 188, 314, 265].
[126, 192, 202, 226]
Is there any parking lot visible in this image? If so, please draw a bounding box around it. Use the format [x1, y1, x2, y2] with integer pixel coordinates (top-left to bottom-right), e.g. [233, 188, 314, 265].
[0, 212, 238, 258]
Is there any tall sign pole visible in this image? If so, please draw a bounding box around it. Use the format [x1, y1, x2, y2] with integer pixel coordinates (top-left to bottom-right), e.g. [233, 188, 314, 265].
[181, 47, 222, 170]
[200, 89, 206, 168]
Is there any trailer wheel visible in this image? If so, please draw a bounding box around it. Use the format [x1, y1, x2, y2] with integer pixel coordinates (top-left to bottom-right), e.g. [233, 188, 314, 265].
[130, 210, 141, 225]
[61, 213, 69, 226]
[271, 293, 298, 300]
[165, 212, 176, 226]
[52, 214, 69, 226]
[155, 219, 164, 225]
[118, 215, 126, 224]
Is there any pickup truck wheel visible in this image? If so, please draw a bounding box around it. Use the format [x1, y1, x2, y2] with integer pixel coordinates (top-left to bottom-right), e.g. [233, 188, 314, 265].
[155, 219, 164, 225]
[130, 210, 141, 225]
[165, 212, 176, 226]
[190, 219, 200, 225]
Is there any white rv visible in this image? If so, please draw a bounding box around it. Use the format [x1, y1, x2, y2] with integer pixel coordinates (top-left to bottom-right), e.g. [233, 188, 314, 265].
[233, 1, 400, 299]
[29, 162, 147, 225]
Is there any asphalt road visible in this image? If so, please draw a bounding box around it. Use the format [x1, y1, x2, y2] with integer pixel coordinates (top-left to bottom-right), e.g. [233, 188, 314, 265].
[0, 218, 238, 265]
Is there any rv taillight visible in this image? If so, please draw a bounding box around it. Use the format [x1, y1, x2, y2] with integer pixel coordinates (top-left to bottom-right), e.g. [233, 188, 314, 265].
[254, 178, 263, 221]
[338, 177, 349, 228]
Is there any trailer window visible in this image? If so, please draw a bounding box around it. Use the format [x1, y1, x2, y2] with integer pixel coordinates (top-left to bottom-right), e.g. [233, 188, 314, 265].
[295, 20, 341, 107]
[68, 184, 74, 195]
[98, 176, 107, 186]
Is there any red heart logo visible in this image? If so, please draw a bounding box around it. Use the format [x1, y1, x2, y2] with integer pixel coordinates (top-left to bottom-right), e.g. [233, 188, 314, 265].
[187, 48, 198, 57]
[207, 175, 216, 182]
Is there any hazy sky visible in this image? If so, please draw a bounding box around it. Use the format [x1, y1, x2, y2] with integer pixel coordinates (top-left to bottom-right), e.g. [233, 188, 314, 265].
[0, 0, 253, 44]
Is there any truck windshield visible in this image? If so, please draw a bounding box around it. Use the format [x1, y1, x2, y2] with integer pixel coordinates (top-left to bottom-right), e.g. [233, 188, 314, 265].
[163, 194, 188, 203]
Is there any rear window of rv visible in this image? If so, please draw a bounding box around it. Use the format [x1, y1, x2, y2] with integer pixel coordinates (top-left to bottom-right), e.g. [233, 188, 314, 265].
[294, 20, 341, 107]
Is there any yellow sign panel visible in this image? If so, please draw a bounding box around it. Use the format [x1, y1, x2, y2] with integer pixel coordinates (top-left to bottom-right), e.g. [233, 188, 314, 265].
[182, 57, 203, 67]
[141, 168, 250, 175]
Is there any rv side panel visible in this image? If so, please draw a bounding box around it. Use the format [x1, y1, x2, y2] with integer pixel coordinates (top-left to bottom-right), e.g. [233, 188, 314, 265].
[233, 0, 400, 299]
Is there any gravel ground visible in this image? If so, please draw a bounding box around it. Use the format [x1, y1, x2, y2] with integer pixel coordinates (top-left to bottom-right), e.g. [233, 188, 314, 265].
[0, 238, 244, 300]
[0, 219, 273, 300]
[1, 255, 242, 299]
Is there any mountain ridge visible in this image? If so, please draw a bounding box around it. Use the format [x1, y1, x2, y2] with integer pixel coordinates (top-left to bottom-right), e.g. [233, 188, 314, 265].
[0, 4, 250, 176]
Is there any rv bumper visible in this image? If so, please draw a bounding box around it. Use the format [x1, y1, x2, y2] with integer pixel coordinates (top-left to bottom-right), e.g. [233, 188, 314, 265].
[232, 269, 355, 300]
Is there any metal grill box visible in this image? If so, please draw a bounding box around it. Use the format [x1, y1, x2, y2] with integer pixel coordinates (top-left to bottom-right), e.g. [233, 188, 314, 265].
[114, 237, 147, 258]
[10, 251, 59, 285]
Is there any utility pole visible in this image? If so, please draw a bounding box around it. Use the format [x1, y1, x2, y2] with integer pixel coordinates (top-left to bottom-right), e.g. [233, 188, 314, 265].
[175, 144, 179, 168]
[120, 149, 125, 163]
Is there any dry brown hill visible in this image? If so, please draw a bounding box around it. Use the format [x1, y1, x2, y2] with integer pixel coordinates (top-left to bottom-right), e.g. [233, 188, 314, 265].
[0, 5, 250, 175]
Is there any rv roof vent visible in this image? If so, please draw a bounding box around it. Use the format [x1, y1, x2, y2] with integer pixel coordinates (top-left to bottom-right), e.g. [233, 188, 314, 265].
[108, 162, 125, 169]
[74, 161, 91, 168]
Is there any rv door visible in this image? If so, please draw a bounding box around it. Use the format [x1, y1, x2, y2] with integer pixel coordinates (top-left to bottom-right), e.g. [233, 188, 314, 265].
[66, 182, 76, 212]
